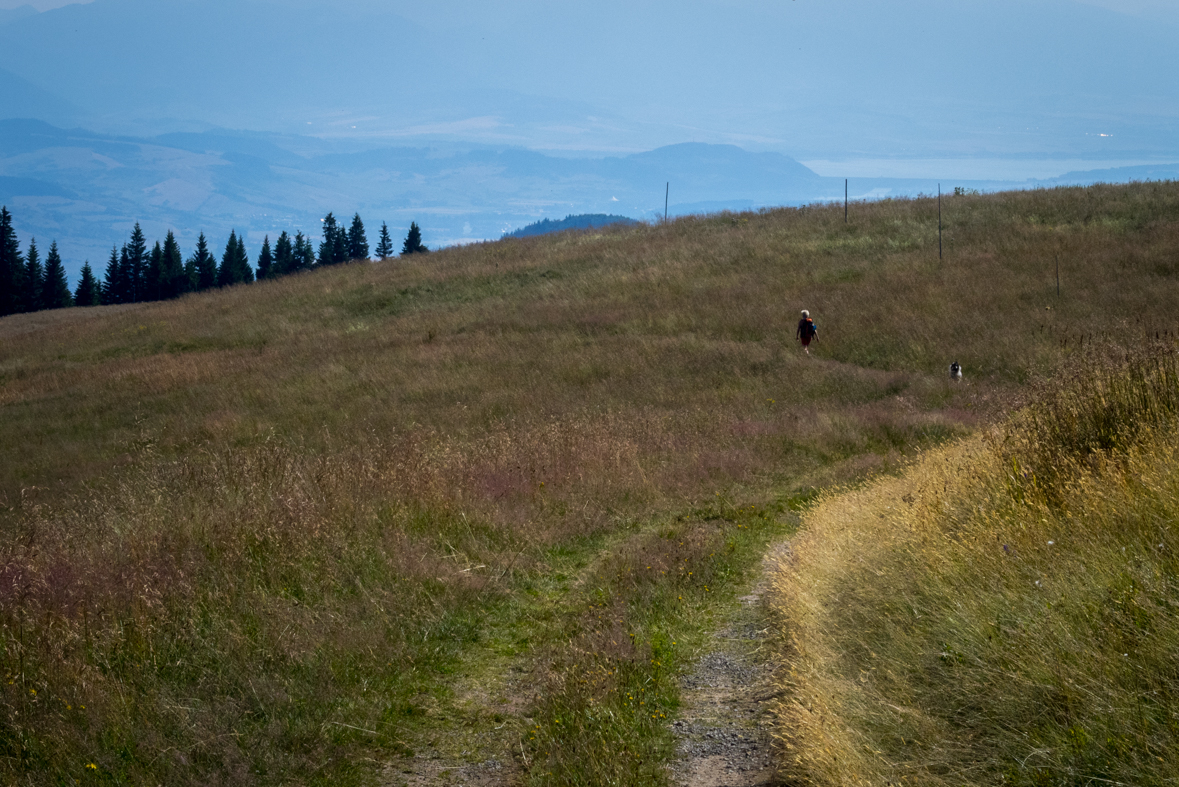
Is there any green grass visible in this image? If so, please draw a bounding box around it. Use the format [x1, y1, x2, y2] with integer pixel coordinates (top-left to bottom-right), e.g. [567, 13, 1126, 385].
[522, 496, 799, 786]
[1, 181, 1179, 784]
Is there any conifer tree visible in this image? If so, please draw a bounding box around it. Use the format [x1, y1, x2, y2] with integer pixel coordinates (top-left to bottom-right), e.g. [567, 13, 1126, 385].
[126, 223, 148, 302]
[375, 221, 393, 260]
[218, 231, 245, 286]
[237, 234, 254, 284]
[273, 231, 293, 276]
[74, 261, 101, 307]
[348, 213, 369, 261]
[41, 241, 72, 310]
[187, 233, 217, 291]
[401, 222, 428, 255]
[160, 230, 186, 299]
[146, 241, 164, 301]
[319, 213, 339, 265]
[23, 238, 42, 313]
[218, 232, 235, 287]
[293, 231, 315, 271]
[0, 206, 22, 317]
[256, 235, 273, 279]
[101, 246, 121, 305]
[333, 223, 350, 265]
[115, 245, 134, 303]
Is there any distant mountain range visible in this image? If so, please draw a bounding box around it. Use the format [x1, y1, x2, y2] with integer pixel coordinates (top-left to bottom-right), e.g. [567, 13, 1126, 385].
[1, 119, 1177, 285]
[0, 6, 37, 26]
[506, 215, 639, 239]
[1, 0, 1177, 160]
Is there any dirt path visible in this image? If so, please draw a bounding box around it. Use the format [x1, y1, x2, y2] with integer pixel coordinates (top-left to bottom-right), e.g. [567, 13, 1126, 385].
[668, 547, 786, 787]
[379, 652, 532, 787]
[382, 543, 790, 787]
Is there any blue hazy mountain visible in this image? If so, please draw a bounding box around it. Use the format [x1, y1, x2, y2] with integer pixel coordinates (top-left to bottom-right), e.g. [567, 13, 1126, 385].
[0, 66, 77, 125]
[3, 119, 1173, 287]
[0, 6, 38, 26]
[0, 121, 843, 279]
[1, 0, 1176, 160]
[506, 215, 639, 239]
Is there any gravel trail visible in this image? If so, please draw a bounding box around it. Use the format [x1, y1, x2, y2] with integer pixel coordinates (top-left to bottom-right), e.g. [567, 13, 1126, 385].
[668, 550, 786, 787]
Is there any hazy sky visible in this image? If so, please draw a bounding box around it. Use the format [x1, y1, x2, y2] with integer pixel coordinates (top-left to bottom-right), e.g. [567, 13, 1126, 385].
[3, 0, 1178, 161]
[3, 0, 1178, 272]
[1072, 0, 1179, 21]
[0, 0, 73, 9]
[4, 0, 1179, 24]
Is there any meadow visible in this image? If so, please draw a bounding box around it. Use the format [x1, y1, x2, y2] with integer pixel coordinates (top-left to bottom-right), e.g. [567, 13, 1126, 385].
[1, 181, 1178, 785]
[772, 348, 1179, 786]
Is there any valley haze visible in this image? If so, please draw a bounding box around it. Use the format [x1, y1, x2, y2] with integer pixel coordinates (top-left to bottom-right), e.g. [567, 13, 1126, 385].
[0, 0, 1177, 282]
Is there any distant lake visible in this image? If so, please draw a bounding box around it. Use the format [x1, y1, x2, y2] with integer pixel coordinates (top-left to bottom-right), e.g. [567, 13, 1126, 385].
[801, 158, 1177, 182]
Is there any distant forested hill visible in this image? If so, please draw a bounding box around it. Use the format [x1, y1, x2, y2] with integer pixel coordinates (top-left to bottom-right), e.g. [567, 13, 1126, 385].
[506, 214, 638, 238]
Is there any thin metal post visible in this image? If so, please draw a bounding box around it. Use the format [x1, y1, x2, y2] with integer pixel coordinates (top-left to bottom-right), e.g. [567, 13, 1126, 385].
[665, 182, 669, 222]
[1056, 255, 1060, 297]
[845, 179, 848, 223]
[938, 184, 943, 260]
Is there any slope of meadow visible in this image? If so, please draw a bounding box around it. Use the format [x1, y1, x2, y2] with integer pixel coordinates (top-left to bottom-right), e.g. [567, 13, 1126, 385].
[771, 350, 1179, 786]
[1, 182, 1177, 785]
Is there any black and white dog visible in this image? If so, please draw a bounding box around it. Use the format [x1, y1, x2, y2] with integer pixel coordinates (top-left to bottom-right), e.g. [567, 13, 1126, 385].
[949, 361, 962, 382]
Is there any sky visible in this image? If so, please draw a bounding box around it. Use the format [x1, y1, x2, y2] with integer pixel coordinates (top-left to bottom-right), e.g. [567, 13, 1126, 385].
[4, 0, 1178, 165]
[1048, 0, 1177, 22]
[0, 0, 76, 7]
[5, 0, 1177, 14]
[4, 0, 1179, 29]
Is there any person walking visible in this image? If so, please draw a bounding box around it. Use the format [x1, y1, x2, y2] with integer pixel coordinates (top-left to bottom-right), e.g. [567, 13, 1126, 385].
[796, 309, 817, 354]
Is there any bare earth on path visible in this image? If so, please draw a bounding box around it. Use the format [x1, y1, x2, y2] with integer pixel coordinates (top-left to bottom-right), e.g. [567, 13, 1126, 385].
[668, 545, 788, 787]
[380, 542, 791, 787]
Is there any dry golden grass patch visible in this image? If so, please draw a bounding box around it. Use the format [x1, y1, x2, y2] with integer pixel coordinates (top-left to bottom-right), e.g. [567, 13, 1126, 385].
[771, 349, 1179, 786]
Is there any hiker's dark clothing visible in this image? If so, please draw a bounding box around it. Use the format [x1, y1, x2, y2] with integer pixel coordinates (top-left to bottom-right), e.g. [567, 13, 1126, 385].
[797, 317, 815, 347]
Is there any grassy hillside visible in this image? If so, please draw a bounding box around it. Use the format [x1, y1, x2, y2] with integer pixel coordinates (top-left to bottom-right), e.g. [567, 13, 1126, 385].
[771, 349, 1179, 785]
[1, 182, 1178, 785]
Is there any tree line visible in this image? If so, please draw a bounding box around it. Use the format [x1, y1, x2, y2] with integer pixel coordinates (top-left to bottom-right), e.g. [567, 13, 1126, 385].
[0, 207, 429, 317]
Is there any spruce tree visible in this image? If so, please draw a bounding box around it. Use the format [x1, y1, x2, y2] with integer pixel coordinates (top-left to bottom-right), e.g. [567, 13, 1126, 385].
[126, 223, 148, 302]
[348, 213, 369, 261]
[256, 235, 273, 279]
[74, 261, 101, 307]
[219, 231, 240, 287]
[401, 222, 428, 255]
[41, 241, 73, 310]
[218, 232, 234, 287]
[0, 206, 22, 316]
[293, 231, 315, 271]
[115, 245, 134, 303]
[160, 230, 186, 299]
[333, 223, 349, 265]
[237, 234, 254, 284]
[23, 238, 43, 313]
[375, 221, 393, 260]
[319, 213, 339, 265]
[101, 246, 120, 305]
[188, 233, 217, 291]
[216, 232, 253, 286]
[273, 231, 293, 276]
[146, 241, 164, 301]
[183, 256, 196, 291]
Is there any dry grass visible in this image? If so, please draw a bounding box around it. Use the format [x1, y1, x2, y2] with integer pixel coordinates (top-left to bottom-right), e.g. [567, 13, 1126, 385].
[770, 347, 1179, 786]
[0, 181, 1178, 784]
